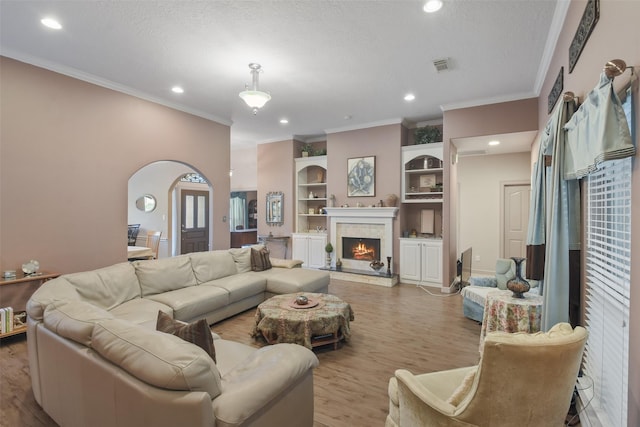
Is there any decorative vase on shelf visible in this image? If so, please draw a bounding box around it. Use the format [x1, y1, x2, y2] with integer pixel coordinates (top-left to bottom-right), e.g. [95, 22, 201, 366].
[506, 257, 530, 298]
[384, 194, 398, 207]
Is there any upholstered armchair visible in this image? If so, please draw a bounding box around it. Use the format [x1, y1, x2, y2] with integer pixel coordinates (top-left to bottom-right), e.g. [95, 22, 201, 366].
[386, 323, 587, 427]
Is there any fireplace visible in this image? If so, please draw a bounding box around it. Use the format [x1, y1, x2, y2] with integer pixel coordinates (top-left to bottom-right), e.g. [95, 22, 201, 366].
[324, 207, 398, 275]
[342, 237, 381, 261]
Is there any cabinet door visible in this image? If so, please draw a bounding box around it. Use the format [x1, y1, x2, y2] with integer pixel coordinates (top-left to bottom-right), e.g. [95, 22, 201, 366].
[399, 240, 422, 281]
[307, 234, 327, 269]
[292, 235, 309, 266]
[422, 242, 443, 284]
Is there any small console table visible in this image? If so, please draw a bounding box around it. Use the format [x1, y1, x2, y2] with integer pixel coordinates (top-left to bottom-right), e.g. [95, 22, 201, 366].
[258, 235, 290, 258]
[479, 290, 543, 353]
[0, 271, 60, 338]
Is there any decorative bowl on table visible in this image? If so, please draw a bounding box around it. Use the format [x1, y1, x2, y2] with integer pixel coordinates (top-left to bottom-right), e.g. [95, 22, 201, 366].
[369, 260, 385, 272]
[295, 295, 309, 306]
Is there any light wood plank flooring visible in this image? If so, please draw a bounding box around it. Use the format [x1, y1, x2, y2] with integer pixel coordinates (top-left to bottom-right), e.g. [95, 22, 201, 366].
[0, 280, 482, 427]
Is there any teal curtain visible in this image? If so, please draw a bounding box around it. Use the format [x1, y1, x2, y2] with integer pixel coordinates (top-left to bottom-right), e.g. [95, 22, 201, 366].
[526, 98, 578, 331]
[564, 72, 635, 179]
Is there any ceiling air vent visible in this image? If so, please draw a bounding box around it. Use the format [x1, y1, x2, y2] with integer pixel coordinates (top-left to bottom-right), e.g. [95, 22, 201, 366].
[433, 58, 450, 72]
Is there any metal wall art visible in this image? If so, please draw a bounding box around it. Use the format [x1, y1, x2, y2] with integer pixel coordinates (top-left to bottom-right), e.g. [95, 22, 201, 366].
[548, 67, 564, 114]
[569, 0, 599, 73]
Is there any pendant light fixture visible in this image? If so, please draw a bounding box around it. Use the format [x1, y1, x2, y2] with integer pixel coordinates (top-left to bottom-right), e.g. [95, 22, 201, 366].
[239, 63, 271, 114]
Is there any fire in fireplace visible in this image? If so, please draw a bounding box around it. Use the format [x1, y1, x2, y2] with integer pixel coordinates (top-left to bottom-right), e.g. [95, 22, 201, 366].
[342, 237, 381, 261]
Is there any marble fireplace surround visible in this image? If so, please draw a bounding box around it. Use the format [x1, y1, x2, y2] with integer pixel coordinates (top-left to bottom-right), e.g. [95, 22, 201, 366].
[324, 207, 399, 271]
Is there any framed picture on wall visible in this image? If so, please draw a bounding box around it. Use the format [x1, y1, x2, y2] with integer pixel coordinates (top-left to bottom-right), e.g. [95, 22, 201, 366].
[347, 156, 375, 197]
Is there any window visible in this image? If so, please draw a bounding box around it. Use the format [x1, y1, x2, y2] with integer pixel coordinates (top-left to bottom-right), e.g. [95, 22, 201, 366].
[582, 157, 631, 427]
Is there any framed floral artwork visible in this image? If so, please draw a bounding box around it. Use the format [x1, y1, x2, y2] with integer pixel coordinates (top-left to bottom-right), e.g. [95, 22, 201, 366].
[347, 156, 375, 197]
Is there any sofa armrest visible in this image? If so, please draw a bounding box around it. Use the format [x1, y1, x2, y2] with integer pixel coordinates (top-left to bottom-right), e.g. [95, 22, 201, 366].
[467, 276, 497, 288]
[213, 343, 318, 425]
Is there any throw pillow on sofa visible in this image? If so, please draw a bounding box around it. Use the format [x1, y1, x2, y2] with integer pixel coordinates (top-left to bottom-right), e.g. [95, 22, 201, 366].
[251, 247, 272, 272]
[156, 311, 216, 362]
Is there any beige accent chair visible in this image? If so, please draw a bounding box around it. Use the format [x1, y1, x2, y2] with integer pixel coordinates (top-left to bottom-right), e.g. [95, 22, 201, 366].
[386, 323, 587, 427]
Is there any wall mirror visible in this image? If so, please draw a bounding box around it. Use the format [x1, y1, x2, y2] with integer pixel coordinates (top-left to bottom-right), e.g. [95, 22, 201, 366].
[266, 191, 284, 226]
[135, 194, 157, 212]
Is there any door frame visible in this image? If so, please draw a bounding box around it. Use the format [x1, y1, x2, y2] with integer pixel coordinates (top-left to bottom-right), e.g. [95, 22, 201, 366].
[499, 180, 530, 259]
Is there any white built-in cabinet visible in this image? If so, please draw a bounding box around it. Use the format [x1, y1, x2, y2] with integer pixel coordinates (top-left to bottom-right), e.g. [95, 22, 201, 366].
[399, 238, 443, 285]
[293, 156, 328, 268]
[292, 233, 327, 269]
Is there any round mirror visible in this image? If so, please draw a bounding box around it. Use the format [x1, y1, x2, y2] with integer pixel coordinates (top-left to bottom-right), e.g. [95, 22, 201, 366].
[136, 194, 156, 212]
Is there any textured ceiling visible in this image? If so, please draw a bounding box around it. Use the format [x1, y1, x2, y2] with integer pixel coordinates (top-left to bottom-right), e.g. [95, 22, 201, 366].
[0, 1, 561, 149]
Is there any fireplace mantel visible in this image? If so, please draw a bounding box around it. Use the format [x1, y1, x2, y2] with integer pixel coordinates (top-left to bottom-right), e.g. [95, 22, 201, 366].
[324, 207, 399, 218]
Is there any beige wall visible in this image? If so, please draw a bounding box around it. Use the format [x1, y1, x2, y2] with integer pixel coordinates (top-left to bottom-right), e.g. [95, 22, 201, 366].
[230, 145, 257, 191]
[257, 140, 296, 243]
[327, 124, 402, 273]
[443, 98, 539, 286]
[457, 152, 532, 275]
[535, 1, 640, 423]
[0, 57, 230, 274]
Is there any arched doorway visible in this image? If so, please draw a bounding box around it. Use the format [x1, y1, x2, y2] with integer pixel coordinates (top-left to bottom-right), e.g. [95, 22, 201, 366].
[128, 161, 213, 258]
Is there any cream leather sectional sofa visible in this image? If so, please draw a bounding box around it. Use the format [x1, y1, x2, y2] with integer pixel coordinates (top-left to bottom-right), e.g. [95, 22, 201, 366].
[26, 247, 330, 427]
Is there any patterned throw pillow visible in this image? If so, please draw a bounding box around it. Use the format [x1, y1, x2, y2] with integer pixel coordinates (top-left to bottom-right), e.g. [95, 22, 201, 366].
[156, 311, 216, 363]
[251, 247, 272, 271]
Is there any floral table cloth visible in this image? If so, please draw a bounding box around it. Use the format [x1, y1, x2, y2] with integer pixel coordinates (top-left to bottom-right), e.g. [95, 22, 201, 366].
[252, 293, 354, 350]
[479, 290, 543, 353]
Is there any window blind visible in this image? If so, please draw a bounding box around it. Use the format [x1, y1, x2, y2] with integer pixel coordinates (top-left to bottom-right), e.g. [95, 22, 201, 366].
[582, 156, 631, 427]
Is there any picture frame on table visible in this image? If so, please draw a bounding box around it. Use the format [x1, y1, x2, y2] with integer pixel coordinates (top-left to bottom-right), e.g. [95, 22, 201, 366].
[347, 156, 375, 197]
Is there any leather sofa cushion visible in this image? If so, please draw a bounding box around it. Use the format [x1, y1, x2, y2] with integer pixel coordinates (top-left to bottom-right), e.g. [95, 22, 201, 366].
[204, 274, 266, 304]
[109, 298, 173, 328]
[63, 262, 140, 310]
[43, 300, 114, 346]
[146, 285, 229, 321]
[228, 247, 252, 273]
[254, 268, 330, 294]
[190, 250, 238, 283]
[92, 318, 222, 399]
[213, 344, 319, 425]
[26, 277, 82, 321]
[134, 256, 198, 297]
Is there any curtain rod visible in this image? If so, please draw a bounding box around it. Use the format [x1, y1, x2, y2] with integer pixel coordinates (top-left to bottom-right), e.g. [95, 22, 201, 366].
[562, 59, 636, 103]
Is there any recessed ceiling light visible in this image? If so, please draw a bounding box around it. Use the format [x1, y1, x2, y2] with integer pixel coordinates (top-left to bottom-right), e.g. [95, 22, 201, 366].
[488, 140, 500, 146]
[171, 86, 184, 94]
[280, 118, 289, 124]
[404, 93, 416, 101]
[423, 0, 443, 13]
[41, 18, 62, 30]
[344, 115, 352, 120]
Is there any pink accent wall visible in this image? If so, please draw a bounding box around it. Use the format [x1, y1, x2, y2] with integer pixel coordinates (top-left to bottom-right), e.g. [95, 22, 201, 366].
[327, 124, 402, 272]
[535, 1, 640, 423]
[0, 57, 231, 274]
[442, 98, 539, 285]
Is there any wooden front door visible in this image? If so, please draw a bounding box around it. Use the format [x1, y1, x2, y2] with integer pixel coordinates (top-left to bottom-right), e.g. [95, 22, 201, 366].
[181, 190, 209, 254]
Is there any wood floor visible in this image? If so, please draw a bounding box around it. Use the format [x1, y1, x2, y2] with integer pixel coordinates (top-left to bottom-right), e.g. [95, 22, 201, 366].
[0, 279, 483, 427]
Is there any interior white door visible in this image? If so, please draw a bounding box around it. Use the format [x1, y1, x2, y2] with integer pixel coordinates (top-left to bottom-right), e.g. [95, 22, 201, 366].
[503, 184, 530, 258]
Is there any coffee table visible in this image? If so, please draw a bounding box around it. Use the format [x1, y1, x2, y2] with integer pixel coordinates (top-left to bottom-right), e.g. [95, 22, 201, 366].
[251, 293, 354, 350]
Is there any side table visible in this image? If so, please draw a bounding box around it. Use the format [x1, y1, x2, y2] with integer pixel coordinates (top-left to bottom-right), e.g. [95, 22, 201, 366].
[0, 271, 60, 338]
[479, 290, 543, 353]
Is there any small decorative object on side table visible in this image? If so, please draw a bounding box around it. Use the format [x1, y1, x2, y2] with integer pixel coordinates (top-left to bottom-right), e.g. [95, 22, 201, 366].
[506, 257, 530, 298]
